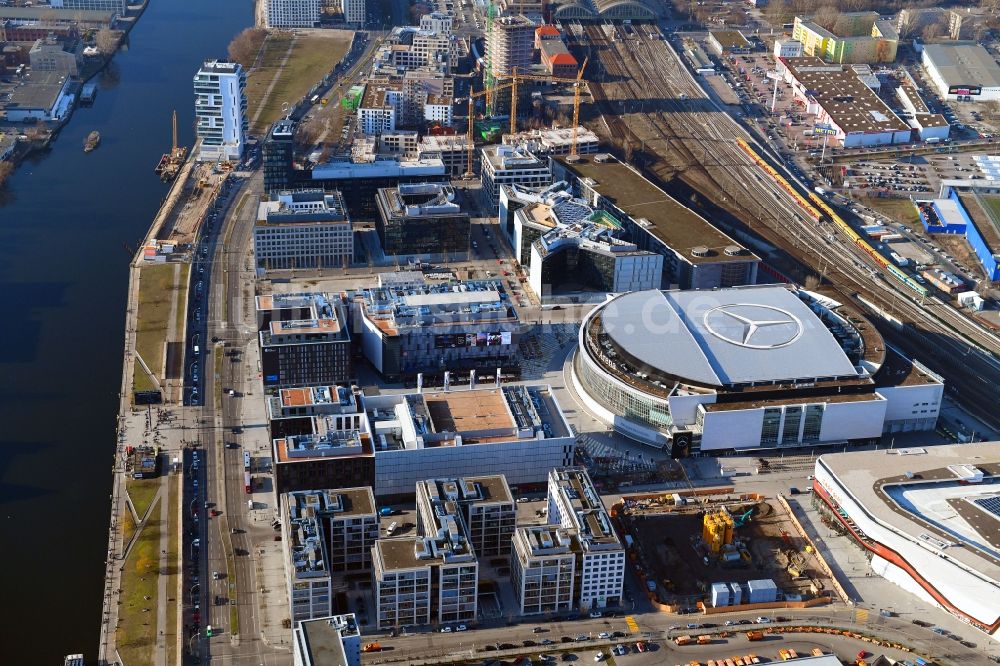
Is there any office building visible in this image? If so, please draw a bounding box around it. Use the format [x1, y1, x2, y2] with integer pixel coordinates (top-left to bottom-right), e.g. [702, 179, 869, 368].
[708, 30, 751, 56]
[293, 613, 362, 666]
[547, 467, 625, 610]
[364, 385, 575, 498]
[814, 444, 1000, 638]
[511, 525, 579, 615]
[417, 475, 516, 558]
[49, 0, 125, 12]
[774, 38, 804, 59]
[265, 0, 320, 28]
[283, 487, 378, 580]
[374, 183, 470, 261]
[255, 190, 353, 272]
[342, 0, 365, 25]
[481, 144, 552, 208]
[267, 384, 366, 440]
[416, 134, 475, 177]
[354, 274, 518, 381]
[420, 11, 453, 35]
[551, 154, 758, 289]
[264, 119, 296, 193]
[922, 42, 1000, 103]
[257, 292, 352, 389]
[573, 285, 944, 452]
[194, 60, 248, 162]
[273, 416, 376, 494]
[791, 12, 898, 64]
[486, 15, 535, 78]
[307, 157, 448, 217]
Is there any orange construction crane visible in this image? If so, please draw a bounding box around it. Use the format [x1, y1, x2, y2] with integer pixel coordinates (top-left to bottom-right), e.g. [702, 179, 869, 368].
[502, 56, 588, 154]
[463, 80, 515, 179]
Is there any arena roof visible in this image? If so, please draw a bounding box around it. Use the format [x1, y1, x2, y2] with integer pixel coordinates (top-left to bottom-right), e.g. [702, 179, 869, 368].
[600, 286, 860, 387]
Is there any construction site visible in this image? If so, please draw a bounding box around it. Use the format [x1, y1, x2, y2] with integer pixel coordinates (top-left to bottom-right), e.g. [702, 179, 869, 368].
[615, 489, 834, 610]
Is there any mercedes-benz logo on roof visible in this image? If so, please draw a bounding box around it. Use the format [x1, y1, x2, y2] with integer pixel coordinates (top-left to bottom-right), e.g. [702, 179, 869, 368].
[703, 304, 804, 350]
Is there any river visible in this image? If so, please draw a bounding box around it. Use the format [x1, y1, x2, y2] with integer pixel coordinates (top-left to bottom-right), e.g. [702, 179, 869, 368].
[0, 0, 252, 661]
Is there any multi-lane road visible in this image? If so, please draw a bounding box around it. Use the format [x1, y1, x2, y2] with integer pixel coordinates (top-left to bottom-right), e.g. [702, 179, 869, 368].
[569, 21, 1000, 429]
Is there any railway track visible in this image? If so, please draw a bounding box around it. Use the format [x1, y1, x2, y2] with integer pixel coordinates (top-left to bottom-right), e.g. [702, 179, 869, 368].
[566, 21, 1000, 429]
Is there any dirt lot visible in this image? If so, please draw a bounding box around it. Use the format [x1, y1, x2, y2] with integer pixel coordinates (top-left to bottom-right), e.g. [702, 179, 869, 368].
[623, 496, 832, 605]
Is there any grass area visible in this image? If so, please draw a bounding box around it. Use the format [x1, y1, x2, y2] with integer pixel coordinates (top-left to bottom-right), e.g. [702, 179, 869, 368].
[116, 497, 162, 666]
[173, 264, 190, 340]
[246, 31, 353, 133]
[121, 506, 137, 546]
[861, 197, 920, 226]
[128, 476, 160, 520]
[979, 194, 1000, 227]
[133, 263, 187, 395]
[165, 474, 180, 666]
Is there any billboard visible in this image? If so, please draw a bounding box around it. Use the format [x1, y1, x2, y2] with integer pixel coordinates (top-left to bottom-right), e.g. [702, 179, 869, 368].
[948, 85, 982, 96]
[434, 331, 512, 348]
[813, 126, 838, 136]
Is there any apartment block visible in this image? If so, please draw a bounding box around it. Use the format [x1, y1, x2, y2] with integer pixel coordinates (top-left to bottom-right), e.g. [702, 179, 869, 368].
[486, 15, 535, 78]
[342, 0, 365, 24]
[265, 0, 320, 28]
[256, 292, 352, 389]
[547, 467, 625, 610]
[511, 525, 578, 615]
[255, 190, 352, 272]
[193, 60, 247, 162]
[420, 11, 453, 35]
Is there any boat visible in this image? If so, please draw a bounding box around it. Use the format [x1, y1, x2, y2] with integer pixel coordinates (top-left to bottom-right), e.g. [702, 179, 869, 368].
[84, 131, 101, 152]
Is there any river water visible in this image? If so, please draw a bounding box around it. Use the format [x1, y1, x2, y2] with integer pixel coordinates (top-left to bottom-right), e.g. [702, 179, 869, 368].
[0, 0, 251, 661]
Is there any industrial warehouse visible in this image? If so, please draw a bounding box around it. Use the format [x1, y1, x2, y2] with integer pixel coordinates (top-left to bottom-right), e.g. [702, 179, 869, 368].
[813, 443, 1000, 638]
[572, 285, 944, 453]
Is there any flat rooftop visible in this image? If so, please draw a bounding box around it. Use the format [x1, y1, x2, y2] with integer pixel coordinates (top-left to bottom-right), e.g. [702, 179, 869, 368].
[295, 614, 359, 666]
[274, 429, 369, 463]
[7, 71, 68, 110]
[710, 30, 750, 50]
[553, 155, 754, 264]
[286, 487, 376, 519]
[957, 193, 1000, 252]
[783, 57, 909, 135]
[924, 42, 1000, 89]
[818, 442, 1000, 573]
[426, 390, 512, 432]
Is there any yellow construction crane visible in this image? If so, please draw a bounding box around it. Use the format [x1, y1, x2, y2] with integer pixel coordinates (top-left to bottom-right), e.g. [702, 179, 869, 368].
[463, 80, 515, 179]
[502, 56, 589, 155]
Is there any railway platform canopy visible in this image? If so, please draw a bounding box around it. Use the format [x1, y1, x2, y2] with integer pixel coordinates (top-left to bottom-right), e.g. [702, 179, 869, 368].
[552, 0, 658, 21]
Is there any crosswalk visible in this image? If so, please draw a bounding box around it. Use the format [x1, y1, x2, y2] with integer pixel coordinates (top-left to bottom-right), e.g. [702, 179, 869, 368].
[854, 608, 869, 623]
[625, 615, 640, 633]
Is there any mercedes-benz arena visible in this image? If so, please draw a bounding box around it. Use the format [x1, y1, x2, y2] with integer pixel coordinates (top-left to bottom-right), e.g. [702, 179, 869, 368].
[814, 444, 1000, 639]
[571, 285, 943, 454]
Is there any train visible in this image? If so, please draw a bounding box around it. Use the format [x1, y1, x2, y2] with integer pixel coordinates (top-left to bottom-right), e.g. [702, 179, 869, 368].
[735, 138, 930, 298]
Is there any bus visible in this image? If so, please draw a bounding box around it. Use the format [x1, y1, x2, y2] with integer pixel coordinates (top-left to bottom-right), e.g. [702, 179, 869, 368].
[243, 451, 251, 471]
[245, 472, 252, 495]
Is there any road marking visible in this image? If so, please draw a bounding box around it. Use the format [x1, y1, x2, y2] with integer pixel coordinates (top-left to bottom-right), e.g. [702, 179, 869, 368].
[626, 615, 639, 633]
[855, 608, 869, 623]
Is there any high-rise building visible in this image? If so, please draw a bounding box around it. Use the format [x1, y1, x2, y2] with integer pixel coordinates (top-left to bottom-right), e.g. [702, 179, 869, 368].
[265, 0, 321, 28]
[342, 0, 365, 25]
[547, 467, 625, 610]
[264, 119, 296, 193]
[193, 60, 247, 162]
[481, 144, 551, 208]
[254, 190, 353, 272]
[486, 15, 535, 78]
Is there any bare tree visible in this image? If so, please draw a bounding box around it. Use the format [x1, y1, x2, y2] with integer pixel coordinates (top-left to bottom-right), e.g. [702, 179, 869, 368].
[0, 161, 13, 188]
[812, 5, 841, 31]
[95, 27, 119, 56]
[227, 27, 268, 68]
[295, 115, 325, 149]
[921, 21, 943, 41]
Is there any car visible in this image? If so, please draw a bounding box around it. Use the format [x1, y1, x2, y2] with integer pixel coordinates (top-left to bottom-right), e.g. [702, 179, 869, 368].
[457, 624, 467, 632]
[440, 626, 452, 633]
[598, 632, 610, 639]
[523, 640, 537, 646]
[635, 641, 647, 652]
[561, 636, 575, 643]
[576, 635, 589, 642]
[724, 620, 737, 626]
[594, 653, 606, 662]
[755, 617, 771, 623]
[614, 645, 628, 656]
[533, 627, 544, 633]
[561, 655, 575, 663]
[542, 639, 554, 645]
[589, 611, 603, 618]
[738, 619, 753, 625]
[686, 623, 700, 629]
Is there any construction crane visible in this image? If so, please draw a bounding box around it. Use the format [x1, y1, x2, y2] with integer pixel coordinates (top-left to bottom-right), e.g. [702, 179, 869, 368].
[502, 56, 589, 155]
[463, 80, 516, 179]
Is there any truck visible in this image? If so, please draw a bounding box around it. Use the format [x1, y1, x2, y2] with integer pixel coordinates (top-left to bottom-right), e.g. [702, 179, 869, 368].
[362, 643, 382, 652]
[814, 186, 826, 196]
[925, 137, 941, 144]
[697, 635, 711, 645]
[675, 635, 693, 646]
[745, 631, 764, 642]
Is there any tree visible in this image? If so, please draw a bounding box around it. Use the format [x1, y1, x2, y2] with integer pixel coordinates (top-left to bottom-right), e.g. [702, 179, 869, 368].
[921, 21, 943, 41]
[812, 5, 840, 31]
[0, 161, 13, 188]
[95, 27, 119, 56]
[227, 27, 268, 68]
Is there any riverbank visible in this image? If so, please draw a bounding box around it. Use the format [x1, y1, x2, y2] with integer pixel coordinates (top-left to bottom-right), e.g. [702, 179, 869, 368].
[0, 0, 149, 181]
